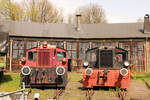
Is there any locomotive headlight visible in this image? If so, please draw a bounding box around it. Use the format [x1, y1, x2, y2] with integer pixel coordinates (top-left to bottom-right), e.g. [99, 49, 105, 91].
[120, 68, 128, 76]
[124, 61, 130, 67]
[21, 66, 31, 76]
[83, 61, 89, 67]
[56, 66, 66, 76]
[85, 68, 93, 76]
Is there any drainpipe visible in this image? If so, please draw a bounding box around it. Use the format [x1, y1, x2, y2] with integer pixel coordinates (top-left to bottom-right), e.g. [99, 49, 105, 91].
[37, 41, 40, 48]
[89, 42, 92, 49]
[9, 39, 13, 72]
[145, 37, 148, 72]
[63, 41, 66, 49]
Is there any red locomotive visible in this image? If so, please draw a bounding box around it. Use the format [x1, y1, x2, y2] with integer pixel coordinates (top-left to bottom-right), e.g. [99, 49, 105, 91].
[83, 46, 130, 89]
[20, 41, 68, 88]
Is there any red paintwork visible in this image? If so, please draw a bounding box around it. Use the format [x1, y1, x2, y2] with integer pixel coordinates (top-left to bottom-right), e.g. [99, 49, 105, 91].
[21, 44, 68, 86]
[83, 69, 130, 89]
[22, 46, 68, 69]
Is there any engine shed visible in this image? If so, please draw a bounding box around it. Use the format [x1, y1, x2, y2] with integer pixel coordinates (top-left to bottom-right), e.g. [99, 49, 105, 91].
[1, 14, 150, 73]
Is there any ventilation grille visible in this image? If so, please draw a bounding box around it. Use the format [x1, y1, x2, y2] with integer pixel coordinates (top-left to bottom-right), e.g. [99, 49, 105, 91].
[38, 49, 54, 66]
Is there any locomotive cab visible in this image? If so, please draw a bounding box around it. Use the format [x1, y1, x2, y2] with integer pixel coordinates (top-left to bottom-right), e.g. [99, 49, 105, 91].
[83, 46, 130, 89]
[20, 42, 68, 88]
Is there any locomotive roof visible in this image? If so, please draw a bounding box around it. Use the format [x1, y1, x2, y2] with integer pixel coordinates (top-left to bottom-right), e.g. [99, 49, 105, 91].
[0, 21, 149, 39]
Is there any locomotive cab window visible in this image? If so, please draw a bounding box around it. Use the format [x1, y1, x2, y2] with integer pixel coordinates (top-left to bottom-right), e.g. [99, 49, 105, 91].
[28, 51, 37, 61]
[85, 48, 114, 68]
[100, 50, 113, 68]
[116, 54, 123, 62]
[86, 49, 98, 68]
[57, 52, 66, 61]
[115, 52, 128, 64]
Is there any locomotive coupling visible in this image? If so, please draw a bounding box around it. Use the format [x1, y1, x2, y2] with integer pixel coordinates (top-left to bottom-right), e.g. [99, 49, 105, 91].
[56, 66, 66, 75]
[21, 66, 31, 76]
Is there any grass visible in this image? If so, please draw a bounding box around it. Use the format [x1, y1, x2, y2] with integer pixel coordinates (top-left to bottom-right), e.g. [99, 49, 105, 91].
[0, 55, 6, 68]
[0, 72, 84, 100]
[131, 73, 150, 84]
[68, 72, 82, 82]
[0, 73, 20, 92]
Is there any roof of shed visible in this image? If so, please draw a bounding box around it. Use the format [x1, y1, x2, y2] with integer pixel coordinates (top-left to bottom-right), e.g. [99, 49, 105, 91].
[0, 21, 149, 39]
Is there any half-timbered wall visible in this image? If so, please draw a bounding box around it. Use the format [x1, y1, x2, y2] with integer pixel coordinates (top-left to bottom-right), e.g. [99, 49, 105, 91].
[147, 40, 150, 72]
[7, 38, 146, 72]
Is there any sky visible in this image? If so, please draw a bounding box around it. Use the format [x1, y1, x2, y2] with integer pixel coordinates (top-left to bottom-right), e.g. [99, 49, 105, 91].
[14, 0, 150, 23]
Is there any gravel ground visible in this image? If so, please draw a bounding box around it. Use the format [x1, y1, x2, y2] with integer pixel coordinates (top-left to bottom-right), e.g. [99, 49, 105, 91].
[128, 80, 150, 100]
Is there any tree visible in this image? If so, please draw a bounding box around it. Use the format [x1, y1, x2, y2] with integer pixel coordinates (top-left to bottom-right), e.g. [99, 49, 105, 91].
[68, 14, 73, 24]
[73, 4, 107, 24]
[23, 0, 64, 23]
[0, 0, 24, 21]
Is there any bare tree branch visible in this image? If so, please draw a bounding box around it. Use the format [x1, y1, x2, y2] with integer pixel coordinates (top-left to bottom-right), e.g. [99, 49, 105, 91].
[72, 4, 107, 24]
[23, 0, 64, 23]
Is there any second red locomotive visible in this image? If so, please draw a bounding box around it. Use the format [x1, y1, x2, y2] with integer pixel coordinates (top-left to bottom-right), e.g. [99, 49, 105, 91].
[20, 41, 68, 88]
[83, 46, 130, 89]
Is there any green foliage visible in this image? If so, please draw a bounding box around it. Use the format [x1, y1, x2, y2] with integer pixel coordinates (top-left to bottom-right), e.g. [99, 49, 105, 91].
[30, 7, 38, 22]
[0, 55, 6, 68]
[0, 0, 24, 21]
[0, 0, 63, 23]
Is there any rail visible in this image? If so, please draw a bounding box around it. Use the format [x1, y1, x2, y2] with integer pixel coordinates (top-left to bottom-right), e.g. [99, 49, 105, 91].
[143, 79, 150, 88]
[0, 82, 26, 99]
[49, 89, 64, 100]
[85, 89, 94, 100]
[118, 90, 127, 100]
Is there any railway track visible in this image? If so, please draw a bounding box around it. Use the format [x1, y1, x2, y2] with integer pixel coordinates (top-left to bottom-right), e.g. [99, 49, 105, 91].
[118, 90, 127, 100]
[85, 89, 94, 100]
[143, 79, 150, 88]
[49, 89, 64, 100]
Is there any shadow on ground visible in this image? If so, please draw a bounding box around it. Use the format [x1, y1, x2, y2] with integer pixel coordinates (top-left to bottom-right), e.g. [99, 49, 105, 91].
[0, 75, 13, 84]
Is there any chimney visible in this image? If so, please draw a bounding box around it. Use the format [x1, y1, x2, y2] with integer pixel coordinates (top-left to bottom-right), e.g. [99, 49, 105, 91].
[76, 14, 81, 32]
[144, 14, 150, 33]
